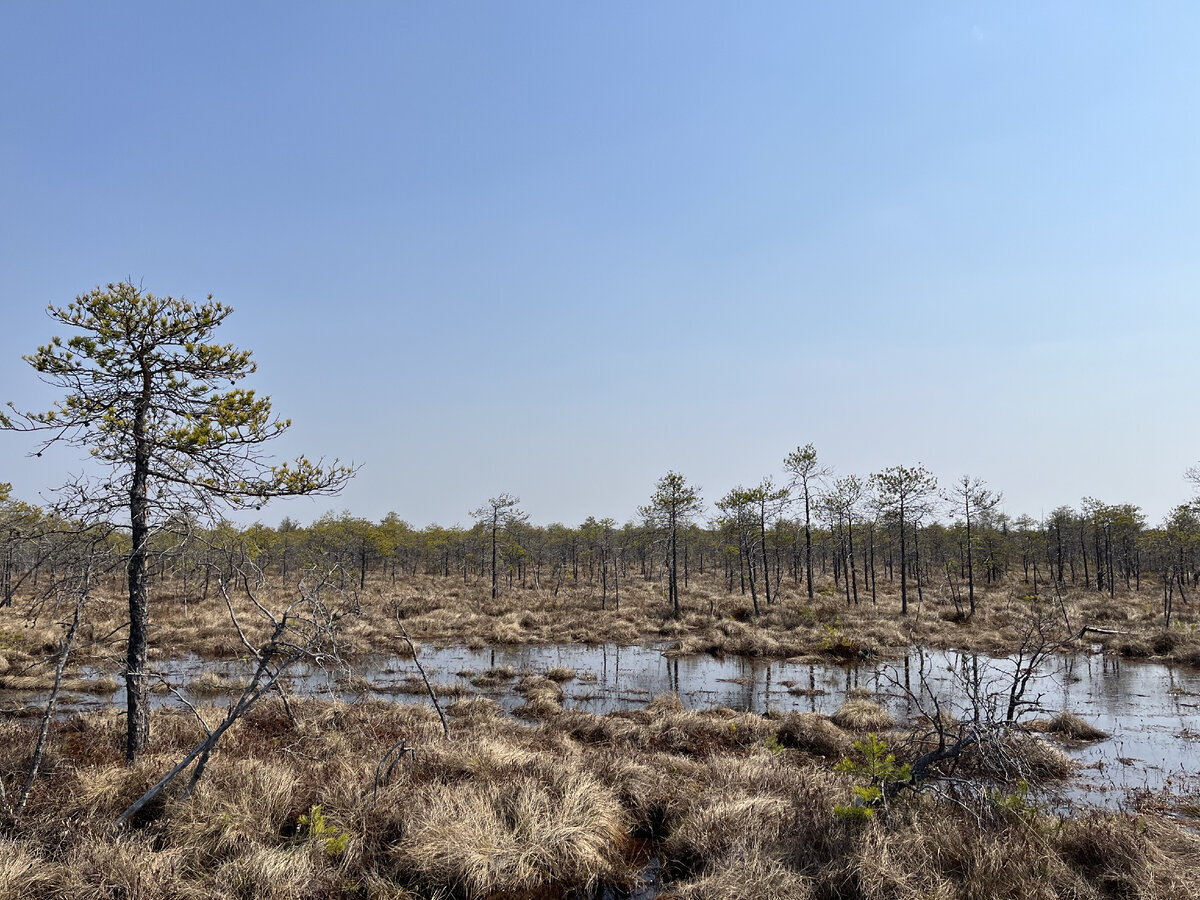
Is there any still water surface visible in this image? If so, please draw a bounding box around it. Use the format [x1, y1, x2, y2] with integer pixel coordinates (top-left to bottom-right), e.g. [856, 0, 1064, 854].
[9, 642, 1199, 807]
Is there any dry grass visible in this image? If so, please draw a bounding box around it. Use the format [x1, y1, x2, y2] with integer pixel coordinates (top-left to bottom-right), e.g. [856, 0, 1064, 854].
[775, 712, 853, 758]
[3, 568, 1194, 679]
[0, 837, 51, 900]
[1042, 711, 1110, 741]
[0, 567, 1196, 899]
[396, 768, 626, 896]
[188, 670, 249, 697]
[831, 698, 896, 732]
[0, 697, 1195, 899]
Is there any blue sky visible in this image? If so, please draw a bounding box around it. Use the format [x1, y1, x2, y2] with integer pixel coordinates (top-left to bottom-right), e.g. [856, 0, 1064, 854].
[2, 3, 1198, 528]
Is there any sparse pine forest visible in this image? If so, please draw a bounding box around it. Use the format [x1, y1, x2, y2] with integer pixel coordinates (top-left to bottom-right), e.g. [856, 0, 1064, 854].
[1, 288, 1199, 898]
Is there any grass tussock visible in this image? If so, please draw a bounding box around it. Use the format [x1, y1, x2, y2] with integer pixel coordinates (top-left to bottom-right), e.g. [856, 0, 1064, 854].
[396, 769, 626, 896]
[667, 848, 814, 899]
[513, 674, 565, 719]
[831, 698, 896, 732]
[0, 837, 51, 900]
[213, 846, 326, 900]
[188, 670, 249, 697]
[470, 665, 516, 688]
[1043, 711, 1110, 741]
[446, 696, 502, 720]
[775, 712, 853, 758]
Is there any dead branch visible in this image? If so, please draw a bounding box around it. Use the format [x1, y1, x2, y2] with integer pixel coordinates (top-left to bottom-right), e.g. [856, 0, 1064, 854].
[394, 610, 449, 740]
[116, 569, 345, 825]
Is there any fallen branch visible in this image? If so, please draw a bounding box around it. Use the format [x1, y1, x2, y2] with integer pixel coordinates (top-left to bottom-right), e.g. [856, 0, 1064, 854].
[1075, 625, 1131, 638]
[116, 569, 343, 826]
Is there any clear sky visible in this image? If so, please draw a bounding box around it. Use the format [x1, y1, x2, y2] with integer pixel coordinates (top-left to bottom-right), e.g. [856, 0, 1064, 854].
[2, 2, 1198, 529]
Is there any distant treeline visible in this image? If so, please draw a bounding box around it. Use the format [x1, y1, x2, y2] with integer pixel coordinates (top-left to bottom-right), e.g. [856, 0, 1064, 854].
[3, 460, 1198, 615]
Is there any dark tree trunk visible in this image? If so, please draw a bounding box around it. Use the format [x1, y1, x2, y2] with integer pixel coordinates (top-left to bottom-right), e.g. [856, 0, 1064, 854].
[804, 491, 814, 599]
[899, 498, 908, 615]
[759, 509, 772, 606]
[126, 372, 151, 764]
[669, 512, 680, 618]
[966, 512, 975, 615]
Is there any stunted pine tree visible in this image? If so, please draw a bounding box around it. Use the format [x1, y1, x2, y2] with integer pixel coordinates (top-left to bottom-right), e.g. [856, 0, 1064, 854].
[640, 471, 702, 619]
[871, 464, 937, 615]
[471, 493, 526, 599]
[2, 282, 354, 762]
[824, 474, 865, 606]
[717, 485, 762, 616]
[945, 475, 1002, 616]
[784, 443, 830, 600]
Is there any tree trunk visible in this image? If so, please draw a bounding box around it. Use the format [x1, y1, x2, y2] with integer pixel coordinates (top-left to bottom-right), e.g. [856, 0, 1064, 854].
[491, 511, 498, 599]
[804, 490, 814, 599]
[966, 512, 975, 615]
[899, 498, 908, 615]
[759, 509, 772, 606]
[669, 511, 679, 618]
[126, 373, 151, 763]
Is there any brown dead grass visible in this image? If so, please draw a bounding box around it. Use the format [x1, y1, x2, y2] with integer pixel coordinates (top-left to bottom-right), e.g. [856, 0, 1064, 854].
[1042, 711, 1110, 741]
[831, 699, 896, 732]
[4, 568, 1194, 681]
[0, 697, 1195, 899]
